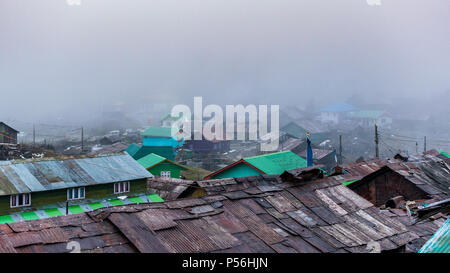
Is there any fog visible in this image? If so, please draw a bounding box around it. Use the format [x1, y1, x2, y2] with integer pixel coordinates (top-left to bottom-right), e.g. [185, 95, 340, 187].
[1, 0, 449, 124]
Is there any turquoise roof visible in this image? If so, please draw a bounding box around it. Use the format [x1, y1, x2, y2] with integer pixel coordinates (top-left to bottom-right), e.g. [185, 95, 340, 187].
[419, 218, 450, 253]
[243, 150, 308, 175]
[125, 144, 175, 161]
[141, 126, 173, 138]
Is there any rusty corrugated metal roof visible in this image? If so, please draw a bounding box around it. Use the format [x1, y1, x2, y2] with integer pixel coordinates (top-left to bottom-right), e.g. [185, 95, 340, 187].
[0, 166, 444, 253]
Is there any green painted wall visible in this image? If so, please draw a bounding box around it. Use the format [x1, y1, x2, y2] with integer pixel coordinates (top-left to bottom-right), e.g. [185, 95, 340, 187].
[209, 162, 262, 179]
[0, 179, 148, 215]
[148, 161, 186, 178]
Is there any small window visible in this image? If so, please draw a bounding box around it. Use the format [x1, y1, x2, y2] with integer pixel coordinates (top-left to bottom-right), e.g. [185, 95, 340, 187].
[161, 171, 171, 178]
[10, 193, 31, 208]
[67, 187, 85, 200]
[114, 181, 130, 194]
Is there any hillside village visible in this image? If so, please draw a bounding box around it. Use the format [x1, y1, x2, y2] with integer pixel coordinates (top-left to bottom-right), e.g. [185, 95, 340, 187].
[0, 100, 448, 253]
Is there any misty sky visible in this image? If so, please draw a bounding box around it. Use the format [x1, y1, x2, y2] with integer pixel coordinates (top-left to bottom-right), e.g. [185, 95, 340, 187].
[1, 0, 449, 122]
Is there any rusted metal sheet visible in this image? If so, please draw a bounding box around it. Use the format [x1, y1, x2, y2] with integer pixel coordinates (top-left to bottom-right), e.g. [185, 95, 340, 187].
[222, 200, 256, 218]
[303, 235, 337, 253]
[264, 194, 297, 213]
[286, 208, 318, 227]
[283, 236, 320, 253]
[240, 215, 285, 245]
[39, 227, 69, 244]
[175, 218, 240, 252]
[278, 218, 314, 238]
[265, 207, 289, 220]
[189, 205, 216, 214]
[389, 231, 419, 246]
[365, 207, 408, 234]
[135, 209, 178, 231]
[222, 191, 251, 200]
[287, 189, 323, 208]
[238, 199, 266, 214]
[315, 189, 348, 216]
[6, 232, 43, 248]
[310, 206, 344, 225]
[331, 223, 373, 245]
[165, 198, 207, 209]
[108, 213, 168, 253]
[355, 210, 396, 237]
[311, 227, 346, 249]
[80, 221, 117, 237]
[206, 210, 248, 234]
[244, 187, 263, 195]
[343, 214, 383, 241]
[232, 232, 276, 253]
[319, 225, 358, 247]
[156, 227, 199, 253]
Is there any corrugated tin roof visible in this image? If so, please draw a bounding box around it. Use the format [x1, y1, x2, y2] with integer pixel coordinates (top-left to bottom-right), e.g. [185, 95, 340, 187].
[418, 217, 450, 253]
[0, 166, 444, 253]
[0, 153, 152, 196]
[243, 151, 308, 175]
[137, 153, 189, 170]
[125, 144, 175, 161]
[137, 153, 166, 169]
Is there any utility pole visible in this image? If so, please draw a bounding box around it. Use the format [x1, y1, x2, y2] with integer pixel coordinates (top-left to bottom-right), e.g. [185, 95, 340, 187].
[424, 136, 426, 153]
[374, 121, 379, 159]
[81, 127, 84, 153]
[339, 135, 342, 164]
[33, 124, 36, 147]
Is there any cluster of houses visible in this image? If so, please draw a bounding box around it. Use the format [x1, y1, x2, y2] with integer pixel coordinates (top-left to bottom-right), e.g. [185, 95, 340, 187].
[0, 113, 448, 253]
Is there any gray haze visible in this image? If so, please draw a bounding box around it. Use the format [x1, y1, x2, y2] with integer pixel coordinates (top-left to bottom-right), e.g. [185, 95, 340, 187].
[1, 0, 450, 123]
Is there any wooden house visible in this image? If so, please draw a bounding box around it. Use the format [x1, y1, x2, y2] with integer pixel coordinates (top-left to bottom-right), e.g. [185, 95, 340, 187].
[347, 154, 450, 206]
[137, 153, 189, 178]
[0, 122, 19, 144]
[0, 153, 153, 216]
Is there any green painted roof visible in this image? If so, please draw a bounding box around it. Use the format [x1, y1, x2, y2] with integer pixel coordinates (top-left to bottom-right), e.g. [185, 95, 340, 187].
[137, 153, 189, 170]
[125, 144, 175, 161]
[141, 126, 173, 138]
[439, 150, 450, 158]
[347, 110, 385, 119]
[125, 143, 141, 157]
[137, 153, 166, 169]
[243, 150, 307, 175]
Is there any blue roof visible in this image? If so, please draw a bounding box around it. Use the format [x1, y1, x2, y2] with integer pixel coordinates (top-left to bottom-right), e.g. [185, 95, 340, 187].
[320, 102, 358, 112]
[0, 153, 152, 196]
